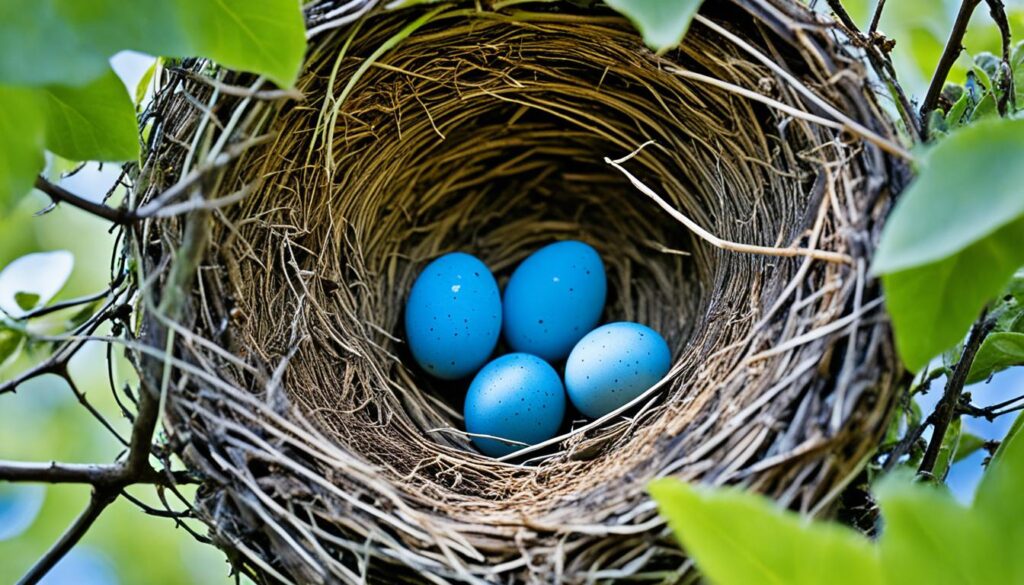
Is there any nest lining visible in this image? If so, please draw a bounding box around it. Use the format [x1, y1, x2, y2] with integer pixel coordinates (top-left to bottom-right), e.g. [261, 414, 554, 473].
[135, 1, 906, 582]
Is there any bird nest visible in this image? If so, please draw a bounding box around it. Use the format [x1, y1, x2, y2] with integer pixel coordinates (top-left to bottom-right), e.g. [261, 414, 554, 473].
[131, 0, 907, 582]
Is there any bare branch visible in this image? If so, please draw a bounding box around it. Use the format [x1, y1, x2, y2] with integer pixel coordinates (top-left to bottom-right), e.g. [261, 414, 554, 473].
[175, 68, 304, 101]
[825, 0, 925, 141]
[918, 311, 996, 476]
[11, 281, 120, 322]
[18, 491, 117, 585]
[868, 0, 888, 34]
[0, 460, 195, 486]
[921, 0, 983, 121]
[33, 176, 137, 225]
[984, 0, 1016, 114]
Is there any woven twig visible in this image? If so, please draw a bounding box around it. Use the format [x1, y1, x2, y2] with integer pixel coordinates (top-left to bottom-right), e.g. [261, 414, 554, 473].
[131, 0, 907, 582]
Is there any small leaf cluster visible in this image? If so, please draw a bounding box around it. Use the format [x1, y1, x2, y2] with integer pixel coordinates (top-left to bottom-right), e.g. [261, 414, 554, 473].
[650, 412, 1024, 585]
[0, 0, 307, 212]
[929, 42, 1024, 139]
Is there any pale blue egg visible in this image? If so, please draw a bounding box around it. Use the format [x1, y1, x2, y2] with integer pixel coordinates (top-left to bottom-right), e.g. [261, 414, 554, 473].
[405, 253, 501, 380]
[564, 322, 671, 418]
[503, 240, 606, 362]
[464, 353, 566, 457]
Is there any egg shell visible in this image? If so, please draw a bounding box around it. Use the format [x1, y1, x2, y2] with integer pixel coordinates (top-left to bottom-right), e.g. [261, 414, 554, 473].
[405, 253, 501, 380]
[564, 322, 671, 419]
[502, 240, 606, 362]
[464, 353, 566, 457]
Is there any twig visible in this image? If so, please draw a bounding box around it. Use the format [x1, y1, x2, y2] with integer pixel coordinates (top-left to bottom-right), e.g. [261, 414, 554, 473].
[984, 0, 1016, 114]
[176, 69, 305, 101]
[918, 311, 995, 476]
[606, 143, 853, 263]
[33, 176, 137, 225]
[0, 460, 195, 486]
[959, 392, 1024, 420]
[869, 0, 888, 33]
[11, 280, 121, 322]
[18, 491, 117, 585]
[825, 0, 924, 141]
[16, 206, 210, 584]
[921, 0, 983, 121]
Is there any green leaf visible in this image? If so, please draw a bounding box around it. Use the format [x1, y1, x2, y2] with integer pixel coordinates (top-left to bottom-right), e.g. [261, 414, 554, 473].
[953, 432, 986, 463]
[135, 59, 158, 108]
[945, 92, 970, 127]
[873, 119, 1024, 273]
[972, 62, 994, 94]
[0, 251, 74, 318]
[1008, 269, 1024, 303]
[969, 92, 997, 121]
[989, 409, 1024, 468]
[649, 479, 882, 585]
[0, 0, 305, 89]
[0, 86, 46, 209]
[65, 300, 100, 329]
[873, 118, 1024, 372]
[972, 411, 1024, 583]
[13, 292, 40, 312]
[927, 109, 948, 139]
[0, 326, 24, 366]
[967, 332, 1024, 384]
[876, 477, 1004, 585]
[40, 67, 139, 161]
[882, 216, 1024, 372]
[605, 0, 704, 54]
[180, 0, 306, 89]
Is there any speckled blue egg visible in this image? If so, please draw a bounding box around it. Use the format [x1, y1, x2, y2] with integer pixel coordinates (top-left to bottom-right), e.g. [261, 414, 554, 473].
[564, 322, 671, 419]
[502, 240, 606, 362]
[464, 353, 566, 457]
[405, 253, 501, 380]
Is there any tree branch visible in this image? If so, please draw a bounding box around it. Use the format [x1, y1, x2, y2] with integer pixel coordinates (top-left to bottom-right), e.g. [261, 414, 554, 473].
[18, 490, 117, 585]
[868, 0, 888, 34]
[0, 460, 195, 486]
[921, 0, 983, 121]
[918, 312, 995, 476]
[825, 0, 925, 141]
[15, 205, 210, 583]
[33, 176, 137, 225]
[984, 0, 1016, 114]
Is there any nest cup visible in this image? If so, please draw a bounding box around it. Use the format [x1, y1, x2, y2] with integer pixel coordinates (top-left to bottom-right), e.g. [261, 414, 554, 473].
[135, 0, 907, 581]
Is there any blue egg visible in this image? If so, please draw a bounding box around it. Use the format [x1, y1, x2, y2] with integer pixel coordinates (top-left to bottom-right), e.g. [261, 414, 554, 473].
[464, 353, 566, 457]
[564, 322, 671, 418]
[405, 253, 501, 380]
[502, 240, 606, 362]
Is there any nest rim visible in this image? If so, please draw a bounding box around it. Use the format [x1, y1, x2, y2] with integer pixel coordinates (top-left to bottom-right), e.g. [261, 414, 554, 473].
[131, 1, 907, 582]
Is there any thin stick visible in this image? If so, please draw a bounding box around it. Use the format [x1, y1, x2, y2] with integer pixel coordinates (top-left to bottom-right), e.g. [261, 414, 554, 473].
[18, 491, 116, 585]
[869, 0, 888, 33]
[0, 460, 194, 486]
[605, 143, 853, 264]
[33, 176, 136, 225]
[825, 0, 924, 141]
[984, 0, 1016, 114]
[921, 0, 983, 120]
[918, 311, 994, 476]
[666, 67, 912, 160]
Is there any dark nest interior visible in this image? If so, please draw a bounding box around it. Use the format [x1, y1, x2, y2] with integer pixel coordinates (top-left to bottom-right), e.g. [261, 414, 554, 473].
[132, 0, 909, 582]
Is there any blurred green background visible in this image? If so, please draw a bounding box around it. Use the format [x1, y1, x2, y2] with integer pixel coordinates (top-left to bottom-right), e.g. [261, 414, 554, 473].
[1, 1, 1023, 582]
[0, 52, 235, 584]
